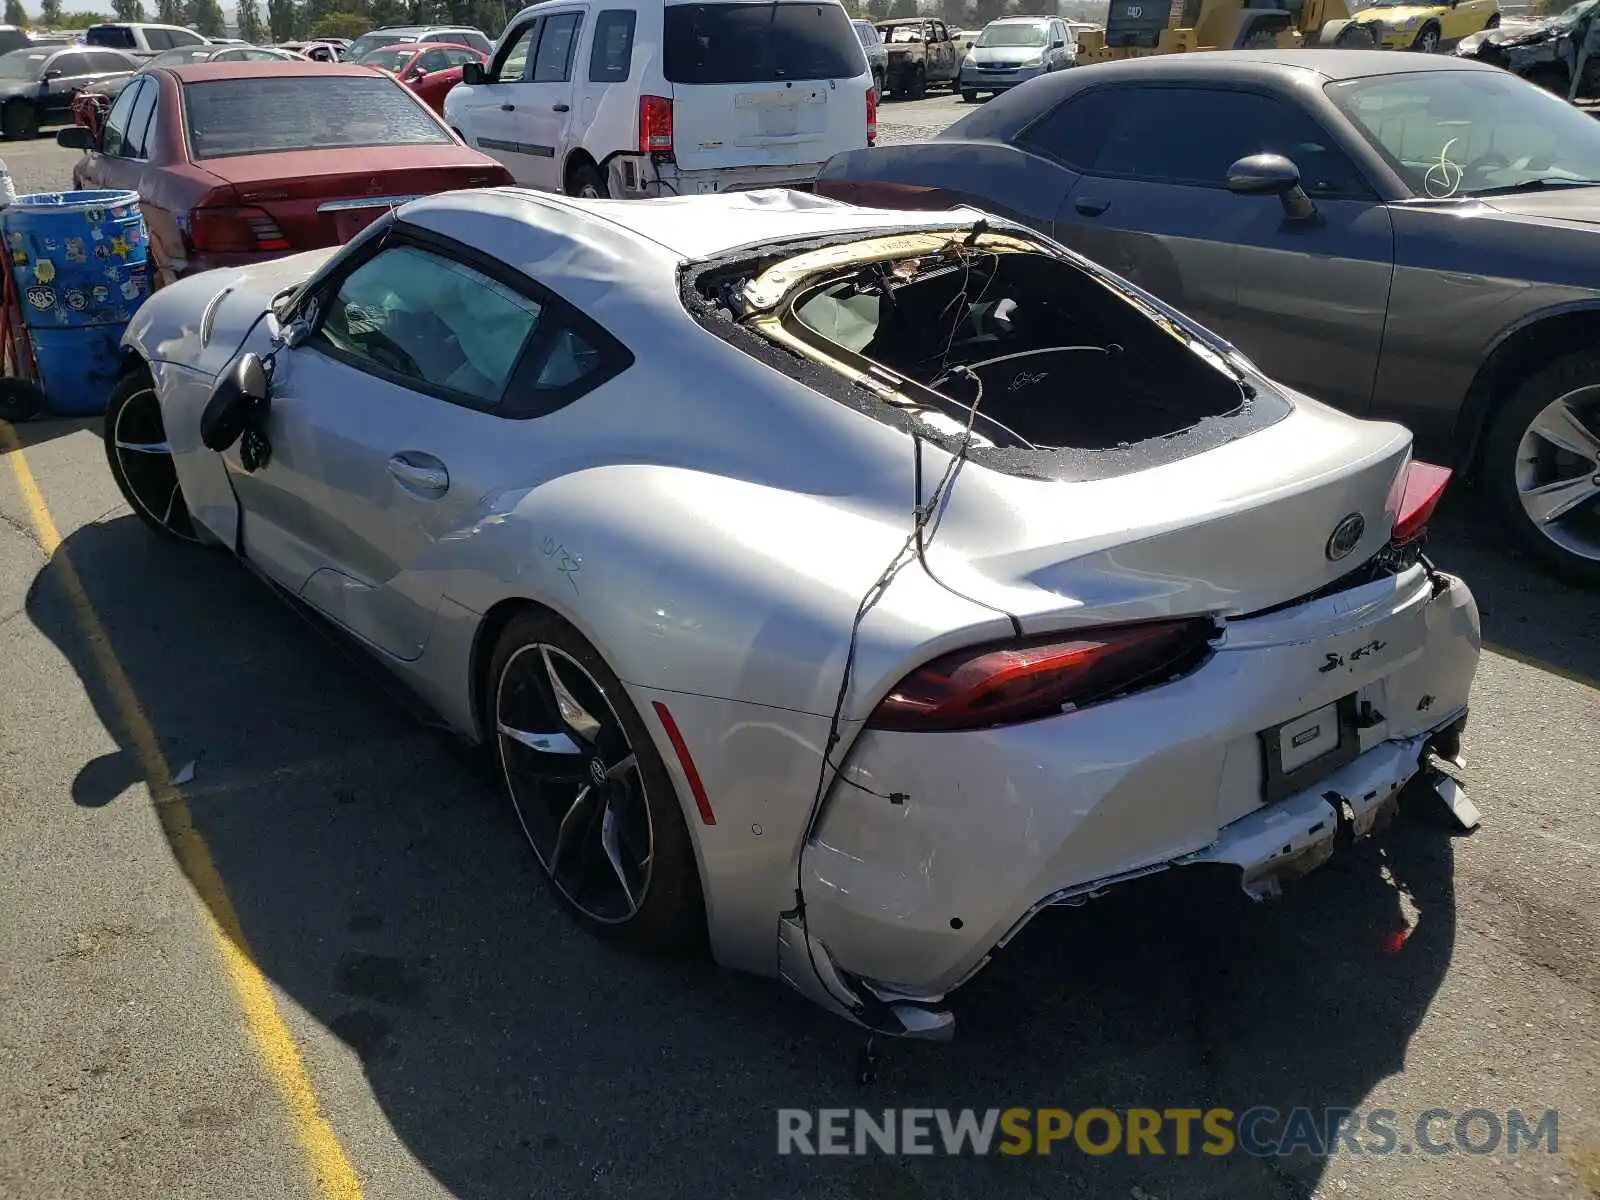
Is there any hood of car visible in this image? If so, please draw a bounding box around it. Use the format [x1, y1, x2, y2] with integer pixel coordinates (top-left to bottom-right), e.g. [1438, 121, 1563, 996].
[1476, 187, 1600, 226]
[969, 45, 1046, 65]
[1351, 5, 1446, 23]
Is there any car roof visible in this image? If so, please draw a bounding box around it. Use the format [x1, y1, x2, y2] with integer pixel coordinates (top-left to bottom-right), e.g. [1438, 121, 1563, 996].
[1076, 47, 1499, 82]
[991, 15, 1053, 21]
[167, 60, 386, 81]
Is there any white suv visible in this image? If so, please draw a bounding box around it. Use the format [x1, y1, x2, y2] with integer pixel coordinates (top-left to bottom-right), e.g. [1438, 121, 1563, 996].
[445, 0, 875, 199]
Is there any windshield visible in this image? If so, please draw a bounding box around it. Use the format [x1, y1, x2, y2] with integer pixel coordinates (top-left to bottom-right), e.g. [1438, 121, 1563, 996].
[0, 49, 48, 79]
[976, 22, 1049, 46]
[346, 31, 412, 59]
[1328, 70, 1600, 197]
[357, 46, 415, 70]
[664, 4, 865, 83]
[146, 47, 214, 68]
[1548, 0, 1599, 28]
[183, 74, 452, 158]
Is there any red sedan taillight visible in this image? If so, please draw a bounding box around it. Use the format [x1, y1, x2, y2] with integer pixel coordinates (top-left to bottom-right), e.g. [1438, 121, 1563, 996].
[188, 205, 290, 254]
[866, 619, 1215, 733]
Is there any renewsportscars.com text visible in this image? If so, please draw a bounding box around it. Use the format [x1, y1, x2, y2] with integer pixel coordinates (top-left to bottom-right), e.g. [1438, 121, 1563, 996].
[776, 1107, 1559, 1158]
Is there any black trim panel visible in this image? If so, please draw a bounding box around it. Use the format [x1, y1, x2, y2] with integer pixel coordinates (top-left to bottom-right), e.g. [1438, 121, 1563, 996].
[479, 136, 555, 158]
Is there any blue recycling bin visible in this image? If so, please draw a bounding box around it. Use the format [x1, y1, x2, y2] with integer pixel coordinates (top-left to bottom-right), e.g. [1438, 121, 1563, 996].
[4, 189, 152, 416]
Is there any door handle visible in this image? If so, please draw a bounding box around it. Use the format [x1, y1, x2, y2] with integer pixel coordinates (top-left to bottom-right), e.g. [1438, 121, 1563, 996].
[552, 102, 570, 112]
[500, 102, 516, 111]
[387, 453, 449, 497]
[1074, 196, 1110, 216]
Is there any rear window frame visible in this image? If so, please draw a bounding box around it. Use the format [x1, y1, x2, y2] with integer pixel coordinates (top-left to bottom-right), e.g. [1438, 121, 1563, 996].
[178, 72, 455, 161]
[662, 1, 867, 86]
[85, 25, 138, 49]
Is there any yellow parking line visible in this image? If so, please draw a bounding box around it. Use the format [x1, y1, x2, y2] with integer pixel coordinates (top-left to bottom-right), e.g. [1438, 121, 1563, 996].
[0, 422, 363, 1200]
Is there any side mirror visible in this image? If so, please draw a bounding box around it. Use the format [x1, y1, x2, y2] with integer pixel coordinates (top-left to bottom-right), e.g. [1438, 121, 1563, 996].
[43, 68, 62, 80]
[461, 60, 486, 85]
[200, 352, 270, 452]
[1226, 152, 1316, 220]
[56, 124, 95, 150]
[1051, 37, 1065, 47]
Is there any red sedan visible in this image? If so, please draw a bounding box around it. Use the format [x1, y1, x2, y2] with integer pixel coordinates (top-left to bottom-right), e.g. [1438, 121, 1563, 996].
[355, 43, 483, 114]
[57, 61, 514, 287]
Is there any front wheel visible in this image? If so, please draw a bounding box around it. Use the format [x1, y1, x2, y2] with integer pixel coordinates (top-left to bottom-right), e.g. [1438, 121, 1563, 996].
[1337, 23, 1377, 46]
[960, 88, 978, 103]
[908, 64, 926, 99]
[103, 371, 201, 543]
[1482, 350, 1600, 588]
[486, 608, 707, 952]
[2, 100, 38, 141]
[1413, 23, 1441, 51]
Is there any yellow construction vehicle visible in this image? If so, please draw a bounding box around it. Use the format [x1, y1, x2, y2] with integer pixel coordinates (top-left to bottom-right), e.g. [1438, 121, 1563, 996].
[1076, 0, 1354, 60]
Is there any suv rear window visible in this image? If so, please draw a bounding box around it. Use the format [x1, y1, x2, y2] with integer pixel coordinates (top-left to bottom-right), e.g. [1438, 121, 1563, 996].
[85, 25, 137, 49]
[183, 75, 453, 159]
[663, 2, 865, 84]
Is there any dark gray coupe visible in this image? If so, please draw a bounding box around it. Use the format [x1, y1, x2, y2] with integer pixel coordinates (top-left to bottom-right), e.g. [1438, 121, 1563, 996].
[818, 50, 1600, 586]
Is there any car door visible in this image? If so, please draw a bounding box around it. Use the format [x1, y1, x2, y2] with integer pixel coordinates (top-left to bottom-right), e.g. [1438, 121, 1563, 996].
[77, 74, 155, 193]
[1043, 83, 1394, 414]
[40, 51, 98, 124]
[516, 8, 585, 191]
[449, 16, 542, 179]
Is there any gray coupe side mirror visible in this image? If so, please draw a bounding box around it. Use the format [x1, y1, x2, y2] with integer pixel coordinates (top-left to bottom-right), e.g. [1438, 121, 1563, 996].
[1226, 152, 1317, 220]
[200, 352, 270, 452]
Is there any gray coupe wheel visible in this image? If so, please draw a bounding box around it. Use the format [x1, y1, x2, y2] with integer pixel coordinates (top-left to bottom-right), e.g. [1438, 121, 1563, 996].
[1485, 351, 1600, 587]
[103, 373, 200, 543]
[488, 609, 705, 951]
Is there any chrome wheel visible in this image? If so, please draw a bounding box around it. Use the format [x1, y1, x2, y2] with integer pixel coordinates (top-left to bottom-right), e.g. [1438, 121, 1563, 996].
[495, 643, 654, 923]
[111, 384, 198, 542]
[1513, 386, 1600, 564]
[1416, 27, 1440, 51]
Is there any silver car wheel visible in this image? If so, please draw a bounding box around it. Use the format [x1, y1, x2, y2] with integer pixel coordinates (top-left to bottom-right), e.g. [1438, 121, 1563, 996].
[495, 643, 655, 924]
[1513, 386, 1600, 563]
[111, 386, 199, 542]
[1416, 27, 1439, 51]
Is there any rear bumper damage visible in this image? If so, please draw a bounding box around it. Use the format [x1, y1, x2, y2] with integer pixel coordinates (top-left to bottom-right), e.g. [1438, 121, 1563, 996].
[779, 567, 1480, 1039]
[604, 155, 823, 201]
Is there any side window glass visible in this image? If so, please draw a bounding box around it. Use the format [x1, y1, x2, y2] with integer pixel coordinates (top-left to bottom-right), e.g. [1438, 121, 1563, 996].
[169, 29, 204, 47]
[122, 78, 157, 157]
[52, 54, 88, 76]
[531, 12, 581, 83]
[98, 78, 141, 157]
[1089, 87, 1372, 197]
[444, 48, 477, 66]
[144, 30, 173, 50]
[588, 10, 636, 82]
[315, 245, 543, 406]
[1016, 90, 1117, 171]
[493, 19, 538, 82]
[418, 49, 447, 72]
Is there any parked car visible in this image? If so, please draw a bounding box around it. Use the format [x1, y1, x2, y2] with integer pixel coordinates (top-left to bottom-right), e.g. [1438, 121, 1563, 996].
[274, 41, 338, 62]
[446, 0, 873, 198]
[56, 61, 513, 287]
[102, 186, 1480, 1039]
[0, 25, 30, 55]
[873, 16, 960, 97]
[1326, 0, 1501, 51]
[346, 24, 494, 60]
[852, 17, 887, 94]
[1456, 0, 1598, 93]
[817, 51, 1600, 584]
[72, 42, 303, 111]
[83, 22, 210, 57]
[958, 16, 1077, 102]
[0, 44, 137, 139]
[357, 43, 485, 114]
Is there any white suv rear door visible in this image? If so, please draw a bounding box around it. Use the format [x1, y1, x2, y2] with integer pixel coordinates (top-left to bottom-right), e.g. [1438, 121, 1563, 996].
[661, 0, 870, 175]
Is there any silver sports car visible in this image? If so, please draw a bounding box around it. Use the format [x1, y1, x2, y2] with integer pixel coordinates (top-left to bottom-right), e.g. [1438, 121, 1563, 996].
[105, 188, 1482, 1040]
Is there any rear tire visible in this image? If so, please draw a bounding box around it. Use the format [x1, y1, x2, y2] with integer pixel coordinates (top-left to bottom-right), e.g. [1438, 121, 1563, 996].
[1336, 23, 1377, 47]
[2, 100, 38, 141]
[1482, 350, 1600, 588]
[960, 88, 978, 102]
[103, 371, 200, 544]
[909, 64, 926, 99]
[0, 377, 45, 422]
[1242, 27, 1281, 47]
[1413, 22, 1441, 51]
[485, 607, 707, 953]
[567, 162, 608, 199]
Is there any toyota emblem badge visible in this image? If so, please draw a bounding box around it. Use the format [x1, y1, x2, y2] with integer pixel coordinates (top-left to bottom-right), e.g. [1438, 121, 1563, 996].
[1326, 513, 1366, 561]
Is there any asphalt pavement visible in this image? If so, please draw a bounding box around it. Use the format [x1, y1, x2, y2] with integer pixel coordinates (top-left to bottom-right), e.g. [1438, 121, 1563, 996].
[2, 101, 1599, 1200]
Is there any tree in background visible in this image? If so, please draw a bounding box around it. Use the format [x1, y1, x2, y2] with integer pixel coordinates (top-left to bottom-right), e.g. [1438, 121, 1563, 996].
[236, 0, 263, 40]
[865, 0, 890, 18]
[310, 9, 367, 36]
[156, 0, 184, 21]
[190, 0, 225, 35]
[3, 0, 26, 25]
[112, 0, 149, 17]
[38, 0, 61, 25]
[267, 0, 300, 39]
[888, 0, 916, 15]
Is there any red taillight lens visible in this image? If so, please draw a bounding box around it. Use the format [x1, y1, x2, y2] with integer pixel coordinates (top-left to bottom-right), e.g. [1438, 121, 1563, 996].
[639, 94, 673, 154]
[1391, 461, 1452, 546]
[188, 205, 290, 254]
[866, 86, 877, 146]
[867, 619, 1215, 733]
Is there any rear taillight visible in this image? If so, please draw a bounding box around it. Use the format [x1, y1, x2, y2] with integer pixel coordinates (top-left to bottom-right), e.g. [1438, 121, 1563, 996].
[866, 619, 1215, 733]
[1391, 461, 1452, 546]
[866, 86, 877, 147]
[188, 205, 290, 254]
[639, 94, 673, 155]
